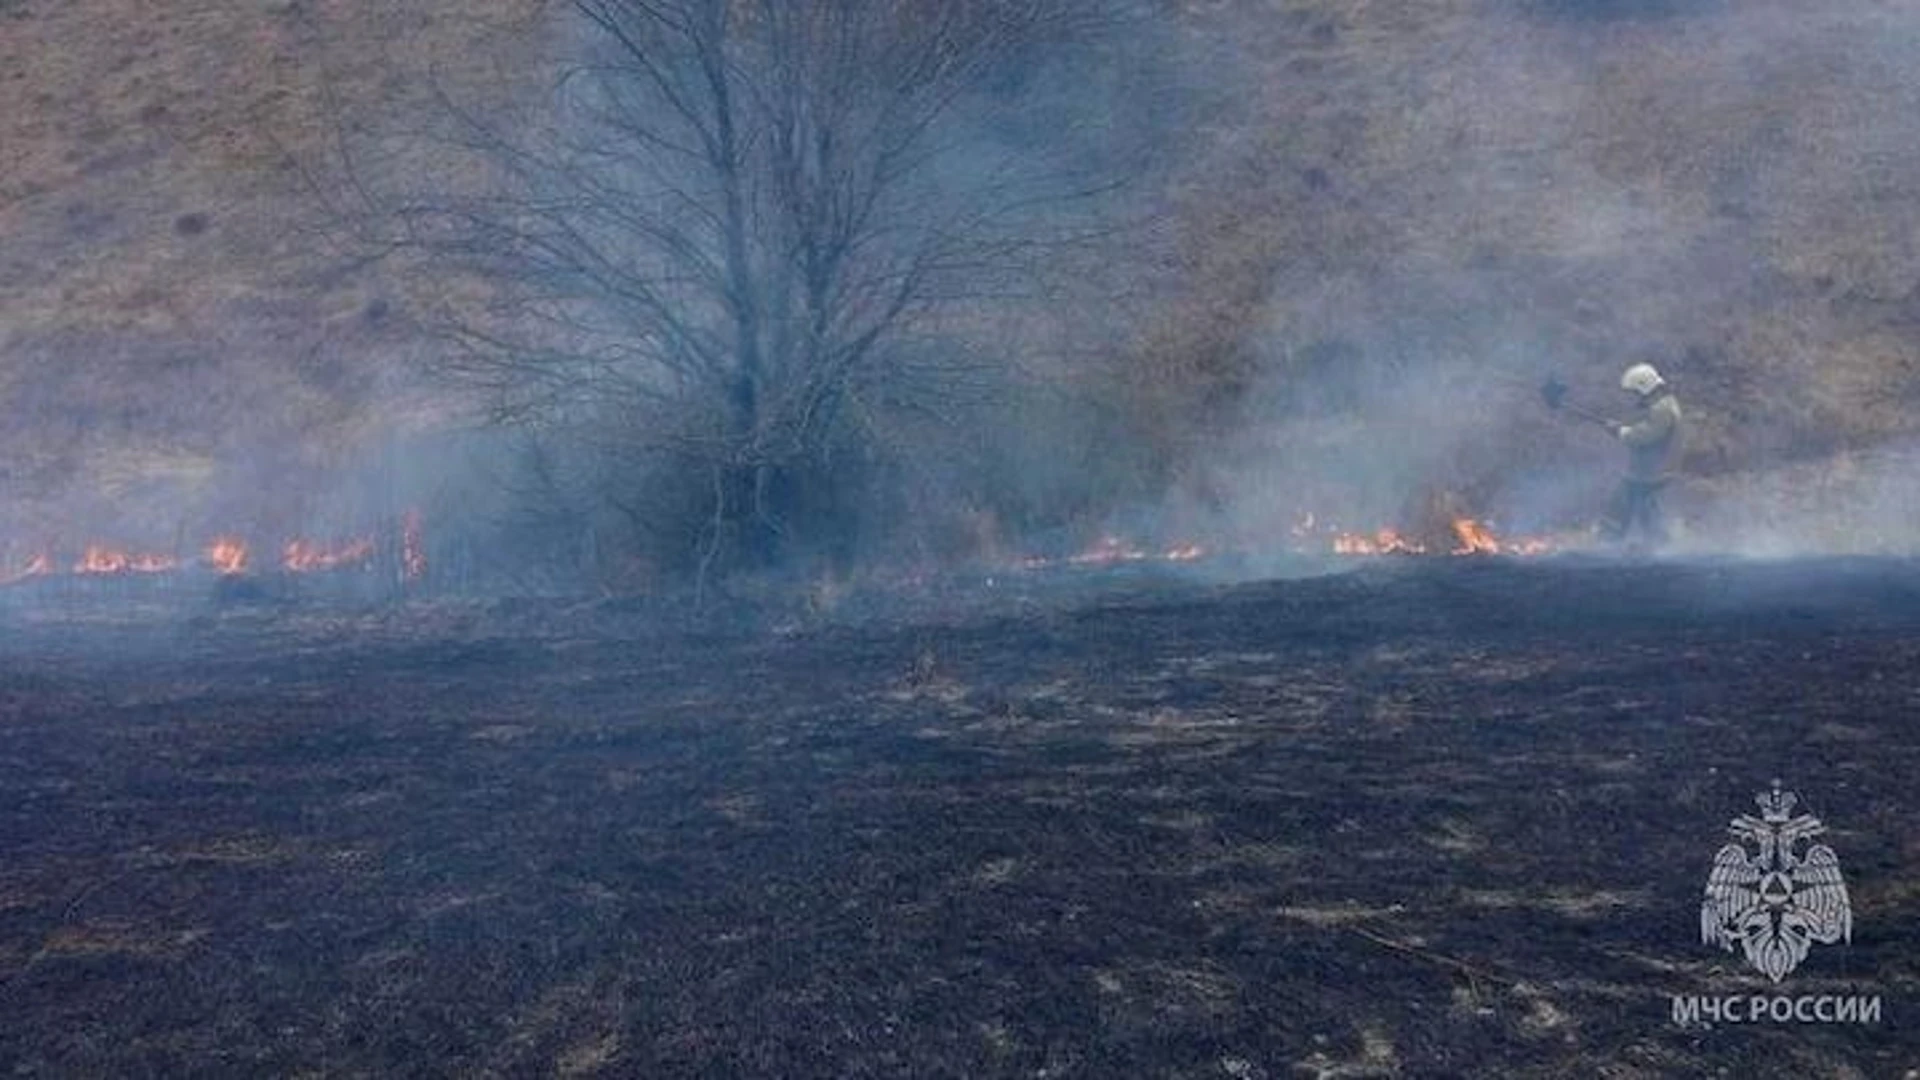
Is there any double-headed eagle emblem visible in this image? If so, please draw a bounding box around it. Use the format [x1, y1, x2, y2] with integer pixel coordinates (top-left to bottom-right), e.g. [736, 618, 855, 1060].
[1700, 783, 1852, 982]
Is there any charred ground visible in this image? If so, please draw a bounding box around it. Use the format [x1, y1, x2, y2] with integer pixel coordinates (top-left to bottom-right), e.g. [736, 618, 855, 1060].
[2, 557, 1918, 1076]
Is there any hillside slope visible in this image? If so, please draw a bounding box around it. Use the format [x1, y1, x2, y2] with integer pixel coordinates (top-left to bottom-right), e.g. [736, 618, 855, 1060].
[4, 0, 1919, 553]
[1149, 0, 1920, 539]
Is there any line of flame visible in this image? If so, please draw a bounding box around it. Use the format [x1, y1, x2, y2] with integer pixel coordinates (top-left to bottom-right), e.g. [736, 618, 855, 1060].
[0, 513, 428, 585]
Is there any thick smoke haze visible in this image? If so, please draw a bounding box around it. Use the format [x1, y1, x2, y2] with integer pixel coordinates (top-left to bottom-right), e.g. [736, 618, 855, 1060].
[2, 0, 1919, 589]
[1151, 0, 1920, 561]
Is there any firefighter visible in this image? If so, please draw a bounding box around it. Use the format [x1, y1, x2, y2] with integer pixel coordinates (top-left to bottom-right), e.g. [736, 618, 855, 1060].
[1600, 362, 1683, 546]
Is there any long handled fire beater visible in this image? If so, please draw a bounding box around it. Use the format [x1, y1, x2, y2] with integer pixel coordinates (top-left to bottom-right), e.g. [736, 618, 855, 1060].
[1538, 375, 1617, 431]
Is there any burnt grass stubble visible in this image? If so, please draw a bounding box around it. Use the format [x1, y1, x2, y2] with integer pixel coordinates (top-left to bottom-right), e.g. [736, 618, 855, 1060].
[1, 557, 1917, 1076]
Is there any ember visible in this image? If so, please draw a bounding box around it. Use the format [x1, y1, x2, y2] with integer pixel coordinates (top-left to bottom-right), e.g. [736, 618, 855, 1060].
[1068, 535, 1149, 565]
[401, 509, 427, 582]
[1015, 535, 1213, 571]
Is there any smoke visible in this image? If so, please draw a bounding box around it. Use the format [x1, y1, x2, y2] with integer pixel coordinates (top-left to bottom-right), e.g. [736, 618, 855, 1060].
[1152, 0, 1920, 560]
[1669, 442, 1920, 557]
[7, 0, 1920, 600]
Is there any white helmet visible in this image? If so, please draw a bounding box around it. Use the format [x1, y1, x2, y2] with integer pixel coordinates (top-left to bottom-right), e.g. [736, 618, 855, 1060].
[1621, 362, 1664, 396]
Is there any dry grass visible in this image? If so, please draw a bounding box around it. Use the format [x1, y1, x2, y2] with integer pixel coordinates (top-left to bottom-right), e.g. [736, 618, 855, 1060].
[5, 0, 1920, 550]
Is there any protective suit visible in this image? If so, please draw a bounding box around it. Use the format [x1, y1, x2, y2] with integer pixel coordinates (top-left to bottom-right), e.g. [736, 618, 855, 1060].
[1601, 363, 1682, 544]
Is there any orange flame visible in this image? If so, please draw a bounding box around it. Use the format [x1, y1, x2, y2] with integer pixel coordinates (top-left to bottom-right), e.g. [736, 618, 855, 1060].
[75, 545, 178, 575]
[206, 537, 249, 575]
[1332, 528, 1427, 555]
[0, 512, 430, 587]
[1449, 517, 1555, 556]
[1326, 517, 1553, 557]
[283, 537, 375, 573]
[1449, 517, 1500, 555]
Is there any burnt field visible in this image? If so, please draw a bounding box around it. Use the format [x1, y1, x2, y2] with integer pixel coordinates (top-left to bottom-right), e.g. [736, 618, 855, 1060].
[2, 557, 1919, 1077]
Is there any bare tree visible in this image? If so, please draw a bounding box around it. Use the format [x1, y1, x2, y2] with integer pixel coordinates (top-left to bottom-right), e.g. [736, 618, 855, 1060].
[340, 0, 1128, 583]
